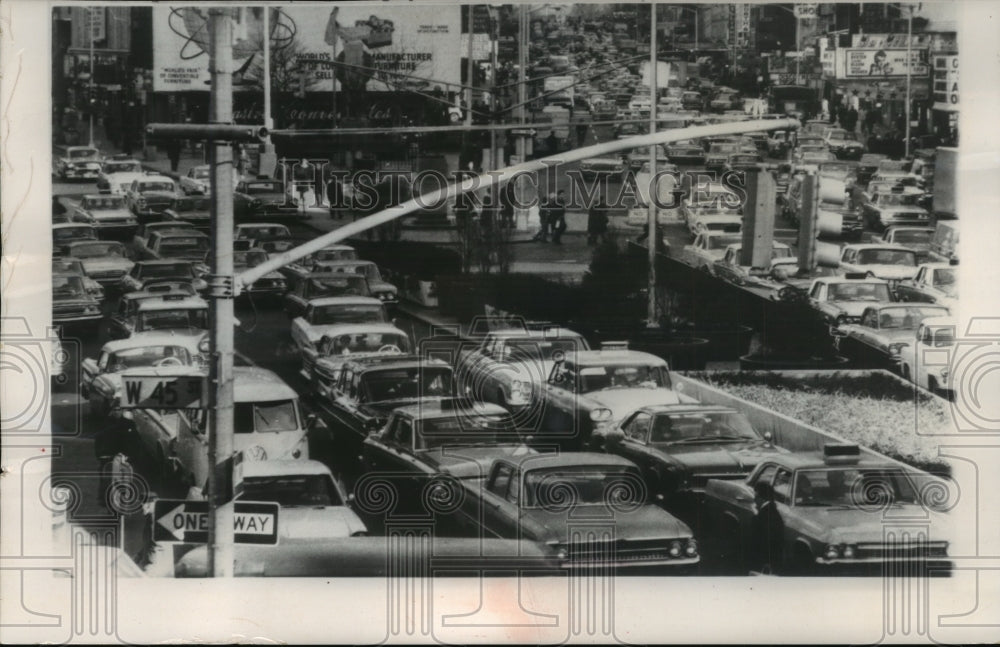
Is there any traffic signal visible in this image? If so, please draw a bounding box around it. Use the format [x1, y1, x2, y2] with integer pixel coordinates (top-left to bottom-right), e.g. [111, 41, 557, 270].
[796, 173, 842, 272]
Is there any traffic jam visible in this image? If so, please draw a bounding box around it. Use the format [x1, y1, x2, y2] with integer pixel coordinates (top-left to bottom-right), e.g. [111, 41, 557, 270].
[48, 3, 961, 578]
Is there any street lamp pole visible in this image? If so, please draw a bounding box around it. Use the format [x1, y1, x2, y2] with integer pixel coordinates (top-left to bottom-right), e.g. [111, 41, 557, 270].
[647, 1, 658, 327]
[89, 9, 95, 147]
[795, 15, 801, 84]
[905, 3, 912, 157]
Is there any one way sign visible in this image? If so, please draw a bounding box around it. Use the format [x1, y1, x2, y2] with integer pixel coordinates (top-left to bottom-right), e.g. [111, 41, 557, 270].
[152, 499, 280, 545]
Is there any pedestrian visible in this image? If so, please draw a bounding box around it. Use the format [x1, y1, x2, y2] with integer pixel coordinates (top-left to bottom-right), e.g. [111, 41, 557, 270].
[327, 174, 346, 219]
[587, 194, 609, 246]
[550, 189, 567, 245]
[844, 106, 859, 133]
[533, 192, 552, 242]
[499, 182, 515, 230]
[167, 139, 182, 173]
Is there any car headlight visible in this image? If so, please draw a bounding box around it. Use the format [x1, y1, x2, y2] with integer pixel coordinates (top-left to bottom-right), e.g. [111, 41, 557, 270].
[824, 544, 840, 560]
[685, 539, 698, 557]
[842, 544, 856, 559]
[835, 314, 847, 326]
[888, 342, 908, 356]
[668, 541, 682, 558]
[589, 408, 613, 423]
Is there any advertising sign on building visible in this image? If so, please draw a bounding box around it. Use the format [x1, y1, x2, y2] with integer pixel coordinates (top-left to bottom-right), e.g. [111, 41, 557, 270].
[794, 4, 819, 19]
[932, 55, 959, 111]
[153, 5, 463, 92]
[840, 48, 928, 78]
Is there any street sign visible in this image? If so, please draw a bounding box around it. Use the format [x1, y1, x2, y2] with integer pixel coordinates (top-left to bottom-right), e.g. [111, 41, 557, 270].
[152, 499, 280, 545]
[120, 373, 208, 410]
[794, 4, 819, 19]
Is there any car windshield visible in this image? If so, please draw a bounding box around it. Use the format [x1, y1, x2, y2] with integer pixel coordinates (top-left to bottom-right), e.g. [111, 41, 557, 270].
[877, 193, 921, 207]
[313, 248, 357, 262]
[141, 263, 194, 279]
[70, 242, 125, 258]
[173, 197, 209, 212]
[504, 338, 585, 362]
[322, 331, 408, 355]
[52, 275, 86, 298]
[85, 196, 125, 210]
[932, 268, 956, 289]
[69, 148, 98, 159]
[106, 345, 193, 371]
[793, 468, 919, 507]
[874, 306, 950, 329]
[709, 143, 740, 154]
[191, 167, 210, 179]
[890, 230, 932, 245]
[159, 236, 209, 253]
[415, 414, 519, 450]
[238, 226, 289, 239]
[361, 366, 453, 402]
[578, 364, 670, 392]
[828, 283, 892, 301]
[648, 410, 760, 443]
[140, 182, 175, 193]
[858, 249, 917, 266]
[235, 399, 299, 433]
[104, 162, 141, 173]
[523, 465, 642, 507]
[234, 250, 268, 268]
[54, 227, 95, 242]
[239, 474, 341, 506]
[304, 276, 371, 299]
[239, 474, 341, 507]
[708, 235, 745, 250]
[139, 307, 208, 331]
[53, 259, 85, 274]
[244, 182, 282, 194]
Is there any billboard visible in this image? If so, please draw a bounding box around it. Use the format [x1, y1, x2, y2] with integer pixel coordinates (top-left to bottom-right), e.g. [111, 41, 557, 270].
[153, 5, 462, 92]
[841, 48, 929, 78]
[932, 55, 959, 111]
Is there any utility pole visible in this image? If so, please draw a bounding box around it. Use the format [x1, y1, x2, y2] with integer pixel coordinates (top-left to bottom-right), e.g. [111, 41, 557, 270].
[515, 5, 527, 164]
[259, 6, 277, 176]
[647, 1, 658, 327]
[489, 9, 498, 170]
[207, 7, 236, 578]
[465, 4, 474, 128]
[904, 3, 912, 157]
[88, 7, 95, 147]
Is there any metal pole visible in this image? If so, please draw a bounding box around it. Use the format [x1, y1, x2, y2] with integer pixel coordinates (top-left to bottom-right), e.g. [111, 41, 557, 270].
[263, 7, 273, 132]
[331, 41, 338, 127]
[695, 10, 698, 54]
[516, 5, 527, 163]
[647, 1, 658, 328]
[89, 10, 94, 147]
[465, 4, 474, 128]
[490, 15, 498, 170]
[795, 16, 800, 84]
[905, 5, 912, 157]
[207, 7, 236, 579]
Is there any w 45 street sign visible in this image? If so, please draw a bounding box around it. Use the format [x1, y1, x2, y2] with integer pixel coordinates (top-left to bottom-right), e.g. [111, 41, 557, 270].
[152, 499, 279, 545]
[120, 373, 208, 410]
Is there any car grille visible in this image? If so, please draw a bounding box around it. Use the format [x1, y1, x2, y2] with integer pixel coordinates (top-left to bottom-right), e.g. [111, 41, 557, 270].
[889, 212, 928, 222]
[98, 218, 133, 225]
[855, 541, 948, 560]
[560, 539, 688, 565]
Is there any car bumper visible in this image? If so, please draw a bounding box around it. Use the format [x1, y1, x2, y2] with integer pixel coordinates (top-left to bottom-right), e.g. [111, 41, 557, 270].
[94, 222, 139, 234]
[815, 556, 952, 575]
[62, 168, 100, 179]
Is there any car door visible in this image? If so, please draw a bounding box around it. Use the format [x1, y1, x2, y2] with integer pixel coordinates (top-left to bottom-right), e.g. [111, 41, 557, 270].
[477, 462, 520, 539]
[540, 361, 579, 441]
[610, 411, 652, 470]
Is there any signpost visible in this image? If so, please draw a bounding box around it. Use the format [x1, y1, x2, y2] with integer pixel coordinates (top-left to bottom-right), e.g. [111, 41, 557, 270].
[152, 499, 280, 545]
[120, 374, 208, 410]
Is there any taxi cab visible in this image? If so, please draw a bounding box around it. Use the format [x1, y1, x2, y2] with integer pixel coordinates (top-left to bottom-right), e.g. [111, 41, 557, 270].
[108, 294, 209, 339]
[703, 444, 953, 575]
[538, 342, 695, 451]
[806, 274, 896, 327]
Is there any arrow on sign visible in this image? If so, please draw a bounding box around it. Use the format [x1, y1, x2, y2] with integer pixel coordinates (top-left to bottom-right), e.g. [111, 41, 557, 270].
[156, 502, 193, 542]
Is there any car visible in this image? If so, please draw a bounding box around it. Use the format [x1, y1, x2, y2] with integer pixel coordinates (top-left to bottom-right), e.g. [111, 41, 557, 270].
[712, 242, 794, 286]
[703, 140, 745, 170]
[119, 259, 207, 295]
[594, 404, 788, 511]
[687, 209, 742, 238]
[838, 244, 919, 282]
[309, 260, 398, 305]
[233, 460, 368, 541]
[138, 230, 211, 264]
[234, 247, 287, 301]
[309, 355, 455, 456]
[539, 343, 695, 451]
[681, 90, 703, 111]
[801, 119, 832, 136]
[874, 226, 935, 260]
[614, 122, 643, 139]
[101, 285, 195, 340]
[71, 194, 139, 237]
[362, 400, 530, 482]
[709, 91, 740, 113]
[283, 272, 374, 318]
[106, 294, 209, 339]
[450, 453, 699, 572]
[52, 258, 105, 301]
[59, 240, 134, 288]
[871, 159, 924, 188]
[290, 295, 393, 355]
[95, 159, 144, 194]
[131, 221, 197, 259]
[179, 164, 211, 195]
[297, 321, 412, 387]
[124, 175, 182, 222]
[895, 316, 956, 397]
[767, 130, 793, 157]
[855, 153, 887, 186]
[234, 178, 302, 220]
[860, 185, 930, 230]
[793, 145, 836, 168]
[52, 272, 102, 328]
[234, 222, 295, 253]
[579, 156, 626, 177]
[623, 147, 667, 173]
[281, 244, 358, 287]
[55, 145, 102, 180]
[679, 231, 745, 273]
[894, 262, 958, 308]
[79, 331, 208, 418]
[456, 326, 590, 422]
[833, 303, 951, 369]
[823, 129, 865, 160]
[665, 142, 706, 166]
[705, 444, 953, 575]
[680, 181, 741, 226]
[162, 196, 211, 233]
[53, 222, 98, 246]
[806, 274, 896, 327]
[781, 176, 864, 238]
[132, 367, 312, 495]
[724, 151, 764, 173]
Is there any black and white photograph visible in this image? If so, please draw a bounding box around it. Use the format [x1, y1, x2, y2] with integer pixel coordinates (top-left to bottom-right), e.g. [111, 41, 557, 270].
[2, 1, 999, 643]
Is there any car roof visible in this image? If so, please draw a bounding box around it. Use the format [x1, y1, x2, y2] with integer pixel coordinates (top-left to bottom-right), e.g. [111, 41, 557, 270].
[237, 222, 289, 229]
[306, 295, 383, 307]
[64, 239, 123, 247]
[755, 452, 894, 471]
[634, 403, 738, 416]
[344, 355, 449, 372]
[918, 262, 954, 270]
[136, 259, 194, 266]
[500, 452, 635, 470]
[155, 231, 210, 240]
[136, 296, 208, 310]
[100, 329, 206, 353]
[233, 366, 297, 401]
[240, 459, 332, 478]
[391, 400, 510, 421]
[565, 348, 668, 368]
[724, 241, 791, 251]
[488, 327, 584, 340]
[81, 193, 125, 200]
[920, 316, 956, 328]
[138, 175, 175, 183]
[843, 243, 915, 252]
[815, 275, 888, 285]
[310, 322, 405, 336]
[53, 222, 94, 229]
[314, 259, 375, 267]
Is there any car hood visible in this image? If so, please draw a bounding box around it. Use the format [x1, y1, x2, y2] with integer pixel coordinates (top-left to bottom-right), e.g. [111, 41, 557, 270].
[357, 396, 447, 419]
[794, 506, 951, 544]
[522, 504, 690, 544]
[653, 441, 783, 472]
[586, 388, 684, 421]
[422, 445, 535, 480]
[53, 295, 98, 308]
[275, 507, 366, 541]
[90, 209, 134, 221]
[139, 191, 178, 202]
[862, 328, 918, 344]
[80, 258, 133, 273]
[859, 265, 919, 280]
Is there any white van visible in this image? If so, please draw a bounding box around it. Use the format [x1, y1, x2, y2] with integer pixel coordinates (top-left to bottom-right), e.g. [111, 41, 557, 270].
[133, 366, 311, 494]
